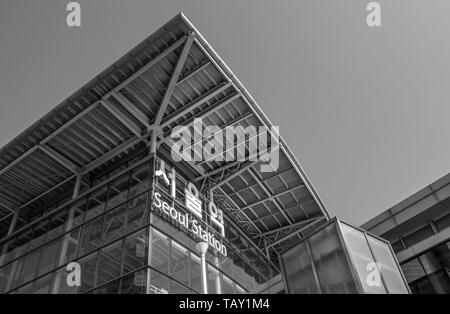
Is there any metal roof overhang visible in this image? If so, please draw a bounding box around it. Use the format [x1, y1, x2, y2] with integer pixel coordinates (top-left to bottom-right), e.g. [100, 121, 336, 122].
[0, 13, 329, 256]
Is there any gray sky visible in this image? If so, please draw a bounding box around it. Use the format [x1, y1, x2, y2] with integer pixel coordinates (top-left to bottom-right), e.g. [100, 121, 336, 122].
[0, 0, 449, 226]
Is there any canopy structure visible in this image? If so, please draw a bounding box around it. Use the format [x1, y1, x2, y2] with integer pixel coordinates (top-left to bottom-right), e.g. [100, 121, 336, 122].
[0, 13, 329, 261]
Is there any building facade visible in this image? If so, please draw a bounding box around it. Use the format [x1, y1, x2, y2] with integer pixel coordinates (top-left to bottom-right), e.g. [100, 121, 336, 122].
[362, 173, 450, 294]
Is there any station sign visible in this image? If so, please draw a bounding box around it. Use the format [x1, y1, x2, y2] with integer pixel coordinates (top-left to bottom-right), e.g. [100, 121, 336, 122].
[152, 159, 228, 257]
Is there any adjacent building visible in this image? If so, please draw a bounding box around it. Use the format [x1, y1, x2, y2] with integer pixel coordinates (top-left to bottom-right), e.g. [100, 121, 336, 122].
[362, 173, 450, 294]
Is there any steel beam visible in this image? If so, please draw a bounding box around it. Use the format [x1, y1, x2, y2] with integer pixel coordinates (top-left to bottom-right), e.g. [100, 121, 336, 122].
[160, 82, 231, 128]
[101, 100, 143, 137]
[110, 92, 151, 129]
[154, 32, 195, 126]
[176, 60, 211, 85]
[240, 184, 304, 211]
[39, 145, 80, 174]
[265, 217, 326, 249]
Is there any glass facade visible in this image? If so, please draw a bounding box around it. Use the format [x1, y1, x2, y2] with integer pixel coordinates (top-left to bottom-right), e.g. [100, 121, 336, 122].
[0, 153, 279, 294]
[279, 219, 410, 294]
[401, 241, 450, 294]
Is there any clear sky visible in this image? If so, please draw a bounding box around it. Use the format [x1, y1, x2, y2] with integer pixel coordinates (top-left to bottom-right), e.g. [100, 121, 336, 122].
[0, 0, 449, 226]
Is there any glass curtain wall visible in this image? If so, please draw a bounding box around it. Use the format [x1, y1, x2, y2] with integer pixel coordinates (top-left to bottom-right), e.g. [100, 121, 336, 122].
[0, 154, 279, 294]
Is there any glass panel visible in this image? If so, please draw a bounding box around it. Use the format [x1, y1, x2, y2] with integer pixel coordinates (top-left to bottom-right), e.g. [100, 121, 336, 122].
[222, 274, 236, 294]
[171, 240, 189, 286]
[236, 284, 246, 294]
[19, 250, 40, 286]
[171, 280, 191, 294]
[0, 263, 12, 293]
[126, 193, 147, 232]
[190, 253, 202, 293]
[58, 227, 82, 266]
[46, 210, 67, 242]
[148, 269, 169, 294]
[78, 252, 97, 293]
[417, 241, 450, 293]
[121, 270, 146, 294]
[102, 204, 126, 243]
[37, 239, 60, 277]
[32, 274, 52, 294]
[207, 264, 221, 294]
[243, 262, 256, 292]
[13, 282, 34, 294]
[106, 173, 130, 210]
[340, 223, 386, 294]
[79, 216, 102, 256]
[85, 187, 107, 221]
[150, 228, 170, 275]
[96, 240, 122, 286]
[128, 164, 149, 198]
[309, 223, 358, 294]
[232, 259, 245, 288]
[402, 258, 426, 283]
[281, 241, 318, 293]
[404, 225, 434, 248]
[94, 279, 120, 294]
[367, 235, 409, 294]
[219, 254, 234, 279]
[27, 220, 49, 252]
[122, 228, 147, 275]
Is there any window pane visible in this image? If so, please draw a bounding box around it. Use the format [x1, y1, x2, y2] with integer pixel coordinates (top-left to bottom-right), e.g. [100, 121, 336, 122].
[95, 279, 120, 294]
[402, 258, 426, 283]
[127, 193, 147, 232]
[122, 228, 147, 275]
[340, 223, 386, 294]
[107, 173, 130, 210]
[190, 253, 202, 293]
[102, 204, 126, 243]
[78, 252, 97, 293]
[171, 280, 191, 294]
[96, 240, 122, 286]
[13, 282, 34, 294]
[121, 270, 146, 294]
[85, 187, 107, 221]
[281, 241, 318, 293]
[309, 223, 358, 294]
[37, 239, 60, 277]
[46, 210, 67, 242]
[207, 264, 221, 294]
[79, 216, 102, 256]
[19, 250, 40, 286]
[128, 164, 149, 198]
[32, 274, 52, 294]
[236, 284, 246, 294]
[367, 235, 409, 294]
[58, 227, 82, 266]
[148, 269, 169, 294]
[222, 274, 235, 294]
[171, 241, 189, 286]
[150, 228, 170, 275]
